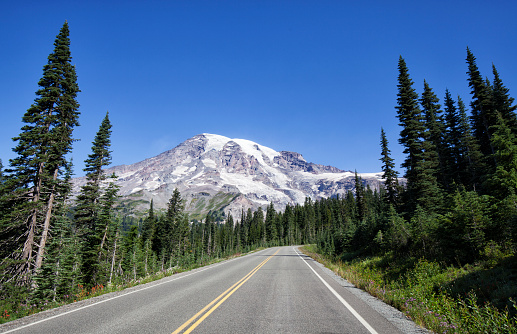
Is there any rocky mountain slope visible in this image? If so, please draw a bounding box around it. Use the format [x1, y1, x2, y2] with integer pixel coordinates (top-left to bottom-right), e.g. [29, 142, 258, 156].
[72, 134, 384, 220]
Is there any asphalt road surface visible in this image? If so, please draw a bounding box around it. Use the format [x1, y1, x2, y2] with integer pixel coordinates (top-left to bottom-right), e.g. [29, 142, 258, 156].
[1, 247, 423, 334]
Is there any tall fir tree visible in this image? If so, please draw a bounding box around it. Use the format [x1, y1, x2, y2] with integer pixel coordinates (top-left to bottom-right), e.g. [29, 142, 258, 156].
[74, 112, 113, 286]
[379, 128, 399, 207]
[484, 114, 517, 200]
[163, 188, 185, 265]
[457, 96, 484, 190]
[491, 64, 517, 135]
[354, 171, 368, 222]
[395, 56, 426, 213]
[443, 90, 463, 186]
[0, 159, 4, 185]
[0, 21, 80, 286]
[141, 199, 156, 244]
[265, 202, 278, 245]
[466, 47, 497, 174]
[420, 81, 447, 189]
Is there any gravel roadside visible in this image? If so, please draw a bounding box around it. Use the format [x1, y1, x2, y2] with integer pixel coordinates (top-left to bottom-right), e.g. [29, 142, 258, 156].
[306, 251, 431, 334]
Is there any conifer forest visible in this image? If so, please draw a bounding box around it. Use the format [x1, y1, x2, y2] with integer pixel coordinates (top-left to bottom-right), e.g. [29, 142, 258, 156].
[1, 22, 516, 331]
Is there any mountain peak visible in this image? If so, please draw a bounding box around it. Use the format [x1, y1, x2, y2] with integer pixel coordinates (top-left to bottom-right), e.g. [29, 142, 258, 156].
[72, 134, 382, 221]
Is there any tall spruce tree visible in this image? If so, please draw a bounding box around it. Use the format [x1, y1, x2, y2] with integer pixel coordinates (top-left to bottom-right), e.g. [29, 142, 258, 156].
[141, 199, 156, 244]
[484, 114, 517, 199]
[443, 90, 463, 186]
[163, 188, 185, 265]
[466, 48, 496, 173]
[457, 96, 484, 190]
[74, 112, 113, 286]
[0, 21, 80, 286]
[420, 81, 447, 188]
[379, 128, 399, 207]
[395, 56, 426, 213]
[0, 159, 4, 185]
[491, 64, 517, 135]
[354, 171, 368, 222]
[265, 202, 278, 244]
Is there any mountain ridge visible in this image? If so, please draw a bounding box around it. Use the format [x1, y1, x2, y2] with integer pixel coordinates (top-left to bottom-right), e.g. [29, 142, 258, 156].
[72, 133, 384, 220]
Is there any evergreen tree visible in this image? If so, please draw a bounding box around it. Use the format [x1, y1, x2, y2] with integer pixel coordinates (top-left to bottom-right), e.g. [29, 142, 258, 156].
[414, 81, 444, 212]
[304, 197, 316, 241]
[484, 114, 517, 199]
[96, 174, 120, 278]
[395, 56, 426, 213]
[456, 96, 484, 190]
[466, 48, 496, 170]
[32, 161, 79, 301]
[0, 159, 4, 185]
[141, 199, 156, 244]
[164, 188, 185, 262]
[491, 64, 517, 134]
[0, 21, 80, 286]
[354, 171, 367, 222]
[250, 207, 264, 245]
[282, 205, 295, 245]
[420, 81, 447, 189]
[379, 128, 399, 207]
[443, 90, 463, 186]
[74, 112, 113, 286]
[121, 225, 139, 280]
[224, 214, 235, 253]
[265, 203, 277, 245]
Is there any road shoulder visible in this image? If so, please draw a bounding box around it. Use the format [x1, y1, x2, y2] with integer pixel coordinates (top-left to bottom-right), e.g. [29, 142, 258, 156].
[297, 247, 430, 334]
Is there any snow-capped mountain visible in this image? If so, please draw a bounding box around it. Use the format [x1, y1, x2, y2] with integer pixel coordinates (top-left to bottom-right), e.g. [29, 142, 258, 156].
[72, 134, 384, 220]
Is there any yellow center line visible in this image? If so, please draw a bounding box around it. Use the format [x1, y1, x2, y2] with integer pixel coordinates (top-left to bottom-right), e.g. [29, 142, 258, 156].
[172, 248, 280, 334]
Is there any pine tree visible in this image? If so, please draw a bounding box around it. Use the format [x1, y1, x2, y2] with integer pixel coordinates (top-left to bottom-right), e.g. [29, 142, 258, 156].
[443, 90, 463, 186]
[395, 56, 426, 212]
[466, 48, 496, 171]
[164, 188, 185, 262]
[0, 21, 80, 286]
[224, 214, 235, 253]
[141, 199, 156, 244]
[420, 81, 447, 189]
[484, 114, 517, 199]
[354, 171, 368, 222]
[379, 128, 399, 207]
[457, 96, 484, 190]
[75, 112, 113, 286]
[0, 159, 4, 185]
[491, 64, 517, 134]
[265, 202, 277, 244]
[413, 81, 444, 212]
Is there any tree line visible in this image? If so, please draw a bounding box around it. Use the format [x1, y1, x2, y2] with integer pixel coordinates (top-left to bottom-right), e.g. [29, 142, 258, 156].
[317, 51, 517, 264]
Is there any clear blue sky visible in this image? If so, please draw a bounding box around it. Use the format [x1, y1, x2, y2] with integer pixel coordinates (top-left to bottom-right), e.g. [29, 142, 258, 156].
[2, 1, 516, 177]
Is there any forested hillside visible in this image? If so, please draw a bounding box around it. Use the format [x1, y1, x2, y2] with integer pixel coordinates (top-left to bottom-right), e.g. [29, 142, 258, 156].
[1, 22, 516, 331]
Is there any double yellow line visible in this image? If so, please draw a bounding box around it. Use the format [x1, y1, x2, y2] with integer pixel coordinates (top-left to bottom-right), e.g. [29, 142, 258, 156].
[171, 248, 280, 334]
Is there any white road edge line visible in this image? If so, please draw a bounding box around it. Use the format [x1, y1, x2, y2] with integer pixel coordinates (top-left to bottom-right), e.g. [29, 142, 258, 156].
[294, 247, 379, 334]
[2, 249, 268, 334]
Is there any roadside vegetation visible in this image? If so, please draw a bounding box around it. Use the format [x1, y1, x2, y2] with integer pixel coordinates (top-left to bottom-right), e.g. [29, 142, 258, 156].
[301, 245, 516, 333]
[0, 248, 262, 324]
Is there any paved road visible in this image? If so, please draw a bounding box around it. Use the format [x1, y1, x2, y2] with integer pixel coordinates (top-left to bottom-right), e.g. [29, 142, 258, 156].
[1, 247, 409, 334]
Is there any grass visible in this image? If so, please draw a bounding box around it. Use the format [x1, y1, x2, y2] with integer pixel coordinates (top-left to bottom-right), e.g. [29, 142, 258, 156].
[300, 245, 517, 334]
